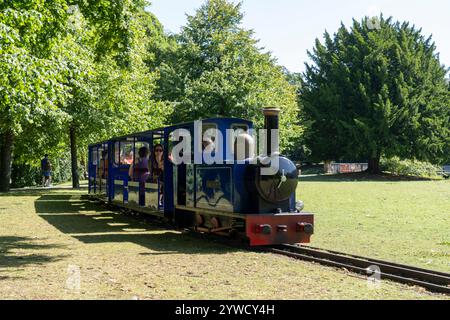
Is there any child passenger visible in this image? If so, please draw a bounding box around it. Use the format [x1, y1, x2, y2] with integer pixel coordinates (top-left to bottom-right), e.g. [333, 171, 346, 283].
[128, 147, 150, 205]
[150, 144, 165, 206]
[129, 147, 150, 182]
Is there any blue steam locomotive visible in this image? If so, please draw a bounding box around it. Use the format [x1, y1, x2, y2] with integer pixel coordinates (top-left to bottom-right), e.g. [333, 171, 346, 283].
[88, 108, 314, 246]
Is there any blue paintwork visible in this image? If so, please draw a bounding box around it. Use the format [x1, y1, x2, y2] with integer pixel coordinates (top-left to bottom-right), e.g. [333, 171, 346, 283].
[195, 165, 234, 212]
[88, 117, 296, 217]
[232, 164, 250, 213]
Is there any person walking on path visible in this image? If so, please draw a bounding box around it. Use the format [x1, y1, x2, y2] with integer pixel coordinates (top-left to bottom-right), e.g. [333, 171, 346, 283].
[41, 154, 52, 187]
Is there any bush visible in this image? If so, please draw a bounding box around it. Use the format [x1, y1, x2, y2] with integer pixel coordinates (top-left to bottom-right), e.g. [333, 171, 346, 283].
[11, 153, 74, 188]
[300, 164, 324, 175]
[380, 157, 442, 178]
[10, 164, 41, 188]
[51, 155, 72, 184]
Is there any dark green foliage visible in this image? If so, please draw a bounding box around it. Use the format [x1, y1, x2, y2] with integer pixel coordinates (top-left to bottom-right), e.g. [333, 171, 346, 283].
[10, 163, 41, 188]
[302, 16, 450, 173]
[51, 152, 74, 183]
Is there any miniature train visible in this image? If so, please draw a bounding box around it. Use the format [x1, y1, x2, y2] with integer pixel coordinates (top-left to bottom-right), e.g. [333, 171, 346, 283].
[88, 108, 314, 246]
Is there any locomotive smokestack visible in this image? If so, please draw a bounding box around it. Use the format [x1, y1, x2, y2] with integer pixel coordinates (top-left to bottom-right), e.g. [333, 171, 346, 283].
[263, 108, 280, 156]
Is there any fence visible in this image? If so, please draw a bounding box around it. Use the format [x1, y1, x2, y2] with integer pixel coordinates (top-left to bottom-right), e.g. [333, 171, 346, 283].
[325, 163, 368, 174]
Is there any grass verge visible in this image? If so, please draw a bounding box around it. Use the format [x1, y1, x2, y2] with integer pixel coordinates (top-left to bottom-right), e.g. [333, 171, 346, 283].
[0, 187, 448, 299]
[298, 175, 450, 273]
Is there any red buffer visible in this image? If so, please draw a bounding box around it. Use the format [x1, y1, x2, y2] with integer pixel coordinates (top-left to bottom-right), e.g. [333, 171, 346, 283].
[246, 213, 314, 246]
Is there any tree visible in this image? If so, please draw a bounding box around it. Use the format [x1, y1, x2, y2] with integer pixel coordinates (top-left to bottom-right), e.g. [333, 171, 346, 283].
[0, 0, 148, 191]
[153, 0, 302, 152]
[92, 10, 171, 138]
[0, 3, 68, 191]
[55, 7, 169, 188]
[301, 16, 450, 173]
[54, 10, 97, 188]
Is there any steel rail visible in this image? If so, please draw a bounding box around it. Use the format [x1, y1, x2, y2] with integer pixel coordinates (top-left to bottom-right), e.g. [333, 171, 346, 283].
[269, 245, 450, 294]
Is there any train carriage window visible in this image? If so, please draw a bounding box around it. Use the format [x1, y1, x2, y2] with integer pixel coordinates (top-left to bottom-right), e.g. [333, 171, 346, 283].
[114, 142, 120, 165]
[92, 147, 98, 165]
[99, 145, 109, 179]
[129, 141, 150, 181]
[202, 123, 218, 154]
[113, 141, 134, 166]
[135, 141, 150, 158]
[97, 148, 104, 165]
[169, 128, 193, 164]
[120, 142, 134, 165]
[96, 148, 104, 178]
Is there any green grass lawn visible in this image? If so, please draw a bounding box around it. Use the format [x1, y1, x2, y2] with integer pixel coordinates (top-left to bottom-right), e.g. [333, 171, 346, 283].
[55, 180, 88, 187]
[298, 175, 450, 273]
[0, 184, 448, 300]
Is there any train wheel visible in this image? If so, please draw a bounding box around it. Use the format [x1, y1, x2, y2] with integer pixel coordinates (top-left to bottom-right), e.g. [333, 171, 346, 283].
[210, 217, 221, 229]
[196, 214, 205, 227]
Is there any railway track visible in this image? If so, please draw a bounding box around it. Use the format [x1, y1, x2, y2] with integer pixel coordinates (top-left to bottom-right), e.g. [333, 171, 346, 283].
[269, 244, 450, 294]
[99, 199, 450, 295]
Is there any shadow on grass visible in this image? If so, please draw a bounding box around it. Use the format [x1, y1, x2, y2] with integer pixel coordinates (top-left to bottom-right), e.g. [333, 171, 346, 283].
[299, 173, 439, 183]
[34, 194, 238, 255]
[0, 236, 67, 277]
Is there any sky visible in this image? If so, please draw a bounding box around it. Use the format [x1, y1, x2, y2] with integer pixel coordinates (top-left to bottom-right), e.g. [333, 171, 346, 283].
[149, 0, 450, 73]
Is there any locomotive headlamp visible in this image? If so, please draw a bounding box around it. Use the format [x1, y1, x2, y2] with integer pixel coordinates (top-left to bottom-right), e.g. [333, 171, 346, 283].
[295, 200, 305, 212]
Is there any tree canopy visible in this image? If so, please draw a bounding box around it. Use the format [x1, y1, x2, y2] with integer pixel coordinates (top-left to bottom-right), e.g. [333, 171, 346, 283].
[153, 0, 303, 154]
[301, 16, 450, 172]
[0, 0, 167, 191]
[2, 2, 450, 191]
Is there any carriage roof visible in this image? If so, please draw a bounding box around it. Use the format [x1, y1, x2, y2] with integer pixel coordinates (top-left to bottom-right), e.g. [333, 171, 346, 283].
[89, 117, 253, 147]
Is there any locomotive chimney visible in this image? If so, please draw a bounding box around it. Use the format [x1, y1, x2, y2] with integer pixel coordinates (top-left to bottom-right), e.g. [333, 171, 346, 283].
[263, 107, 280, 156]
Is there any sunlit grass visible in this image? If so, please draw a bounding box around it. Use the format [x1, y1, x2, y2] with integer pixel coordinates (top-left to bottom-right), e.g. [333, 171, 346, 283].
[0, 187, 447, 299]
[298, 177, 450, 272]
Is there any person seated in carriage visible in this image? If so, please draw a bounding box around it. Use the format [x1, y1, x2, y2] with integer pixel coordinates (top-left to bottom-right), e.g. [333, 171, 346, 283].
[99, 150, 109, 179]
[121, 148, 134, 165]
[149, 144, 164, 183]
[128, 147, 150, 183]
[128, 146, 150, 204]
[150, 144, 165, 206]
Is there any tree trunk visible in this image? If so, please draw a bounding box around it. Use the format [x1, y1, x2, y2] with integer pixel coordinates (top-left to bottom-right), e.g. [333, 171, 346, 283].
[80, 156, 87, 180]
[0, 130, 14, 192]
[367, 156, 381, 174]
[70, 125, 80, 189]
